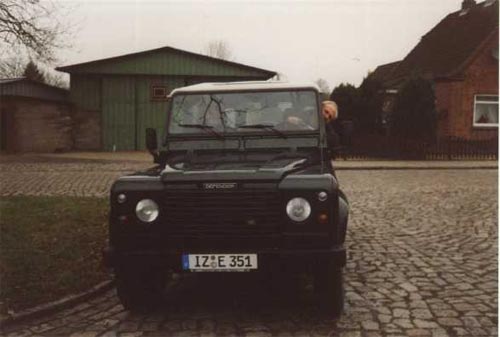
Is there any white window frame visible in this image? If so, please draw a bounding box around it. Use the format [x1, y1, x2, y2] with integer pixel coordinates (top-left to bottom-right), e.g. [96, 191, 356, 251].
[473, 94, 498, 128]
[151, 85, 168, 101]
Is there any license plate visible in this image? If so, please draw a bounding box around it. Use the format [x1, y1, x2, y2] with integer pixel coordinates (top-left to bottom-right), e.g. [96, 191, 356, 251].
[182, 254, 258, 272]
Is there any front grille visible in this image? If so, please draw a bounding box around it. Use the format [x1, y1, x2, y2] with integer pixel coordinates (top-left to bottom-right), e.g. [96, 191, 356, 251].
[162, 189, 282, 236]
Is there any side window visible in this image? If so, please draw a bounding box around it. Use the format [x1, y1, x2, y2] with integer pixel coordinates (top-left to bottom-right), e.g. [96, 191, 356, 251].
[473, 95, 499, 127]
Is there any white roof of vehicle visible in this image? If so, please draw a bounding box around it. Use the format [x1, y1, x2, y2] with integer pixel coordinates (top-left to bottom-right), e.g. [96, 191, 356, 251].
[169, 81, 321, 96]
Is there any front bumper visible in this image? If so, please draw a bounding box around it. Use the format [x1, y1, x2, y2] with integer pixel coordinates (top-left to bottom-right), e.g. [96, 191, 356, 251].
[103, 246, 346, 272]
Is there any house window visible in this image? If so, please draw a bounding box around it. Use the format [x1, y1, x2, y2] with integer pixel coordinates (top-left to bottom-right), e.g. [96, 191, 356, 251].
[151, 85, 168, 100]
[473, 95, 498, 127]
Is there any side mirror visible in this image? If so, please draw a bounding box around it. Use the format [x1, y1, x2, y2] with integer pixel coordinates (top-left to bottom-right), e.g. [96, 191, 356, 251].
[145, 128, 159, 162]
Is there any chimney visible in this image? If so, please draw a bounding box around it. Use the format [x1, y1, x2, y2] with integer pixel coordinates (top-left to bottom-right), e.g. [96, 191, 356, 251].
[461, 0, 476, 10]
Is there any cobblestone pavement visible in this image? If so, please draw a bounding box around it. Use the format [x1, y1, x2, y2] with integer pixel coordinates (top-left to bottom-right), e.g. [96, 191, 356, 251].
[0, 157, 149, 197]
[0, 157, 497, 337]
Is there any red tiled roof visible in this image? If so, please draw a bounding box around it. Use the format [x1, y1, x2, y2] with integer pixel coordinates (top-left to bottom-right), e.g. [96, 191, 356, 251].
[388, 0, 498, 87]
[368, 61, 401, 84]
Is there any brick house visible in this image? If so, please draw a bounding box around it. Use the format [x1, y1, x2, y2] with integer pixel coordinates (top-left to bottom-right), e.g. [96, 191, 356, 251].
[370, 0, 498, 140]
[0, 78, 72, 153]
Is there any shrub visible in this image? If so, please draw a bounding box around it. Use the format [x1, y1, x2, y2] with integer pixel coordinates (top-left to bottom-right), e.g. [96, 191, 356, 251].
[391, 77, 437, 142]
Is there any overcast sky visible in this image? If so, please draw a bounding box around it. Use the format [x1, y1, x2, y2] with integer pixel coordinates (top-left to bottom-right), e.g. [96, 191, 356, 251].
[57, 0, 464, 88]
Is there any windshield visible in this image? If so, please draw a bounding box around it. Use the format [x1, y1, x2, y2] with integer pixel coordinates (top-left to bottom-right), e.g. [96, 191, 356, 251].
[168, 90, 319, 135]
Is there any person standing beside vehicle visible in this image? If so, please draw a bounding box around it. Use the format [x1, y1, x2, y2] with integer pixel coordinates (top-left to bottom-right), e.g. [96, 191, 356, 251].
[322, 100, 349, 243]
[321, 100, 341, 152]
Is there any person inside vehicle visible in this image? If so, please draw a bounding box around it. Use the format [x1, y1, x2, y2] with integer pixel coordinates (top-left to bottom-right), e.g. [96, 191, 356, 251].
[283, 104, 321, 130]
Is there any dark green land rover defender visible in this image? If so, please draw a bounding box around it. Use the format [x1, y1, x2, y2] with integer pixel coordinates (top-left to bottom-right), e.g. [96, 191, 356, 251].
[103, 81, 350, 316]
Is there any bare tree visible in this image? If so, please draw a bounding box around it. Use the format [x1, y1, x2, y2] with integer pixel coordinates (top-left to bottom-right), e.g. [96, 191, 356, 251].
[315, 78, 331, 96]
[204, 40, 234, 61]
[44, 69, 69, 89]
[0, 53, 27, 78]
[0, 0, 73, 63]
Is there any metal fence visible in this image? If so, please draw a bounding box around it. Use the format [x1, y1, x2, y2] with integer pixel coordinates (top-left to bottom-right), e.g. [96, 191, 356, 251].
[339, 135, 498, 160]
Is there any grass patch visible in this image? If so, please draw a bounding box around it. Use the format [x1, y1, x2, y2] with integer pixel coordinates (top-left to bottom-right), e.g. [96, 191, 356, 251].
[0, 196, 110, 313]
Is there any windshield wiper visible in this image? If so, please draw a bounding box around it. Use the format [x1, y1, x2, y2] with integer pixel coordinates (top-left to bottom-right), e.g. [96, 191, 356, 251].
[238, 124, 287, 139]
[177, 124, 224, 140]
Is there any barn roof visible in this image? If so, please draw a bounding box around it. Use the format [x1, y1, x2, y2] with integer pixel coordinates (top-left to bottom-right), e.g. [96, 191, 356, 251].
[387, 0, 498, 86]
[0, 78, 68, 102]
[56, 46, 277, 79]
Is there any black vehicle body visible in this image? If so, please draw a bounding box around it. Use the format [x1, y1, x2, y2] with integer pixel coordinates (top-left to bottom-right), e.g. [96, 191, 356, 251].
[104, 82, 349, 314]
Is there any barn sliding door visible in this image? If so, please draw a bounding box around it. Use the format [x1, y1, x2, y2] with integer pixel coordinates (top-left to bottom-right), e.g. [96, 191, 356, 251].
[102, 77, 136, 151]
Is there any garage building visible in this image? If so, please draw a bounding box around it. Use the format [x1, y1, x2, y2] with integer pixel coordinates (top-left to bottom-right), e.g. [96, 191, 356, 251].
[57, 46, 276, 151]
[0, 78, 71, 153]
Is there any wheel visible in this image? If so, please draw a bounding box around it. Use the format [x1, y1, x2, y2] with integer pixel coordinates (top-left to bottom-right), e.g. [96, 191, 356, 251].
[314, 266, 344, 317]
[338, 191, 349, 244]
[115, 266, 167, 312]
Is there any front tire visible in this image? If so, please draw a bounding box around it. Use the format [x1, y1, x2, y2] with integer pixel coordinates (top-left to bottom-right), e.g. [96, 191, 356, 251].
[314, 266, 344, 317]
[115, 266, 167, 312]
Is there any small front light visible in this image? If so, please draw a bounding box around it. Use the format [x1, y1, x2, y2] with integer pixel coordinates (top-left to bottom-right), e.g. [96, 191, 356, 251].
[286, 197, 311, 222]
[318, 191, 328, 201]
[117, 193, 127, 204]
[135, 199, 159, 223]
[318, 213, 328, 224]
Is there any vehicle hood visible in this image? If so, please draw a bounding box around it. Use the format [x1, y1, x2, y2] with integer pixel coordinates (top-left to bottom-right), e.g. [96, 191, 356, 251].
[160, 151, 319, 182]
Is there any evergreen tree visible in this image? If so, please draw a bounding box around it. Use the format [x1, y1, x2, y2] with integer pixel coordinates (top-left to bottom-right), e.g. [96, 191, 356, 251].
[391, 77, 437, 141]
[330, 83, 358, 122]
[357, 76, 383, 133]
[23, 60, 45, 83]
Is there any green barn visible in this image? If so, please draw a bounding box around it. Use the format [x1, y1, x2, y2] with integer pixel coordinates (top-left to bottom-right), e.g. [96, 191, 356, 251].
[57, 46, 276, 151]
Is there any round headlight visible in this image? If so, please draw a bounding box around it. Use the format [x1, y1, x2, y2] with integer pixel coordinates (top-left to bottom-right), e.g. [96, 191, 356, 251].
[286, 197, 311, 222]
[135, 199, 159, 223]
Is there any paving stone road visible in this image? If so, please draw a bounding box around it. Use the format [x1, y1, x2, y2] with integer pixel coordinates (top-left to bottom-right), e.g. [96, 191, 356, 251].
[0, 158, 148, 197]
[0, 157, 497, 337]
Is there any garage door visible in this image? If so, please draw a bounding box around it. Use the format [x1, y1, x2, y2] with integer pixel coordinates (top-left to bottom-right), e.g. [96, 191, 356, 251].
[102, 77, 136, 151]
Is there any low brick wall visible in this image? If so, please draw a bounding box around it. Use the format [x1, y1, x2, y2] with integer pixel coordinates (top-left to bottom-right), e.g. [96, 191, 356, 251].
[70, 108, 101, 150]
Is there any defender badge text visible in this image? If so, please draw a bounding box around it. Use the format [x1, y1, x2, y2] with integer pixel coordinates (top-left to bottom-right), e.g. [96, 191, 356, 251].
[202, 182, 238, 189]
